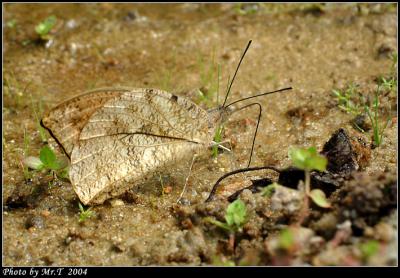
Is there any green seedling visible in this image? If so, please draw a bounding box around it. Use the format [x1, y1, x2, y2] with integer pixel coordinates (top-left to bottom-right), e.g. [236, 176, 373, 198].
[6, 19, 17, 29]
[23, 145, 69, 180]
[198, 55, 226, 158]
[35, 15, 57, 41]
[332, 84, 363, 116]
[364, 52, 396, 147]
[377, 76, 397, 93]
[78, 202, 94, 223]
[205, 199, 247, 253]
[39, 145, 67, 171]
[365, 87, 391, 148]
[278, 228, 295, 251]
[205, 199, 247, 233]
[359, 240, 380, 261]
[289, 146, 330, 224]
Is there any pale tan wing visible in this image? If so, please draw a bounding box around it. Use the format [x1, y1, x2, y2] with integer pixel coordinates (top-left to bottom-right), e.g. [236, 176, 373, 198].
[68, 88, 212, 205]
[41, 88, 128, 157]
[70, 134, 203, 205]
[77, 89, 210, 143]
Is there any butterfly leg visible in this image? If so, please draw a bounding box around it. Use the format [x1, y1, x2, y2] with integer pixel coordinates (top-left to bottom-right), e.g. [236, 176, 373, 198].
[176, 154, 197, 204]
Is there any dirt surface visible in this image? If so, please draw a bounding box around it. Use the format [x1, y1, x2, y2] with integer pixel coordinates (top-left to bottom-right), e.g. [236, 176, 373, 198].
[2, 3, 397, 266]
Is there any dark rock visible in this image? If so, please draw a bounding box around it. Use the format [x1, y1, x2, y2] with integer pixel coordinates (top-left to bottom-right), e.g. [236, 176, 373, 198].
[123, 11, 138, 21]
[277, 128, 370, 196]
[321, 128, 359, 175]
[310, 172, 343, 196]
[277, 167, 340, 196]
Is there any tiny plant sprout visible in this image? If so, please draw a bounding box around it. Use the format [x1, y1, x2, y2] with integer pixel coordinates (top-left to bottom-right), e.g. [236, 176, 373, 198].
[289, 146, 327, 172]
[308, 189, 330, 208]
[288, 146, 330, 224]
[39, 145, 68, 171]
[364, 87, 391, 148]
[332, 84, 362, 116]
[35, 15, 57, 41]
[7, 19, 17, 29]
[23, 145, 69, 180]
[205, 199, 247, 233]
[359, 240, 380, 261]
[278, 228, 295, 251]
[78, 202, 94, 223]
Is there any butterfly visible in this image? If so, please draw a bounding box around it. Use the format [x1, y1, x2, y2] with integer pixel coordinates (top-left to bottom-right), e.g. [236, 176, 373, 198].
[41, 40, 292, 205]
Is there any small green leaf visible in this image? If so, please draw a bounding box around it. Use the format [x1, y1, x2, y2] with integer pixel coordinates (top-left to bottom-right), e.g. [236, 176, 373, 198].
[359, 240, 380, 260]
[39, 146, 68, 170]
[288, 146, 327, 172]
[35, 15, 57, 37]
[279, 228, 295, 250]
[23, 156, 44, 170]
[7, 19, 17, 28]
[39, 146, 57, 167]
[308, 189, 331, 208]
[78, 202, 94, 223]
[225, 199, 247, 228]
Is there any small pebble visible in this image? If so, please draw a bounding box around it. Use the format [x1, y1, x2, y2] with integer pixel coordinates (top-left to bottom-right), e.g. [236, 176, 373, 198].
[110, 199, 124, 207]
[178, 198, 191, 206]
[163, 186, 173, 194]
[25, 215, 45, 229]
[41, 210, 51, 217]
[66, 19, 77, 29]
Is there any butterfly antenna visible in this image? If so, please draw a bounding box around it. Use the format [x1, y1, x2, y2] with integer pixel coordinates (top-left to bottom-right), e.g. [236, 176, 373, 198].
[225, 87, 292, 108]
[224, 87, 293, 168]
[222, 40, 252, 108]
[232, 102, 262, 168]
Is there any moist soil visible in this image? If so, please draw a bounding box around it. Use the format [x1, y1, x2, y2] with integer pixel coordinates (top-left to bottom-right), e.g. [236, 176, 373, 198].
[3, 3, 397, 266]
